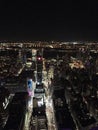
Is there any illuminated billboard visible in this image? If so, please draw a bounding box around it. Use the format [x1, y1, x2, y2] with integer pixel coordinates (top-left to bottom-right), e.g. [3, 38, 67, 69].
[27, 78, 33, 96]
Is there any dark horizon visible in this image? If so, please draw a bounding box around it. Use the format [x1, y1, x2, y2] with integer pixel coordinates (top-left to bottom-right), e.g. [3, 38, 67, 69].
[0, 1, 98, 42]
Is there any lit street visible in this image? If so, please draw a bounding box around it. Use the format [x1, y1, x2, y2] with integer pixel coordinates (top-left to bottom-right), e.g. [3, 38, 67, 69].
[1, 43, 98, 130]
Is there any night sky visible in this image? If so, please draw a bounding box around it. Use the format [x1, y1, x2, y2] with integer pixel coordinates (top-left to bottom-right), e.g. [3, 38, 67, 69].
[0, 0, 98, 41]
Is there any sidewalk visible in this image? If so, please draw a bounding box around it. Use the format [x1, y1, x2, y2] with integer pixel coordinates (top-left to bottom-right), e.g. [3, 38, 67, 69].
[45, 94, 57, 130]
